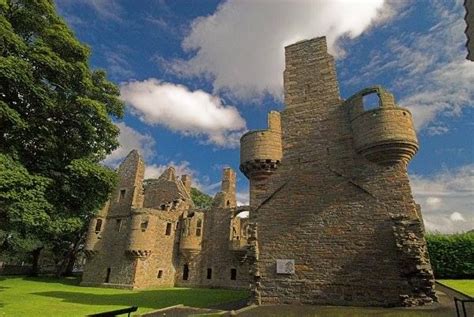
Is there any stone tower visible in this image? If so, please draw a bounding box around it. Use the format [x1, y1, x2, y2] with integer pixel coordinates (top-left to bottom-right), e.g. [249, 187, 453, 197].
[240, 112, 282, 208]
[240, 37, 436, 307]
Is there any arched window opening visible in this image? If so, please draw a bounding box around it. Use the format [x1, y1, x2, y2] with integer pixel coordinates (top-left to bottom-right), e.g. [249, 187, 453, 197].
[95, 219, 103, 233]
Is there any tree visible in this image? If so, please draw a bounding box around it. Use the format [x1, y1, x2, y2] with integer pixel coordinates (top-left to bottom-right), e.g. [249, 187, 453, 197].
[0, 0, 123, 275]
[190, 187, 214, 209]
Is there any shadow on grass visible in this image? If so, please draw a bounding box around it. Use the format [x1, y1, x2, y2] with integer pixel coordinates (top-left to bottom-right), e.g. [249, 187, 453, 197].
[32, 288, 248, 310]
[23, 276, 81, 286]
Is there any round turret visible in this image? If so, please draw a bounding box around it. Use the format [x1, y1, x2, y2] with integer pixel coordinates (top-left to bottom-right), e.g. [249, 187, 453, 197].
[126, 211, 156, 258]
[240, 111, 283, 179]
[179, 212, 204, 257]
[346, 87, 418, 166]
[84, 217, 105, 258]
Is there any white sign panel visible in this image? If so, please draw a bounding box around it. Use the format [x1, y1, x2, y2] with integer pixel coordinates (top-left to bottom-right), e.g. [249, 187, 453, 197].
[276, 259, 295, 274]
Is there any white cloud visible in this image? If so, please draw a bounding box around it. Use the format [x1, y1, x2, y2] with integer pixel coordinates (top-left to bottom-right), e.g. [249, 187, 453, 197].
[450, 212, 466, 222]
[145, 161, 195, 180]
[236, 190, 250, 206]
[103, 122, 155, 167]
[346, 0, 474, 133]
[166, 0, 394, 101]
[145, 161, 222, 196]
[410, 164, 474, 233]
[120, 79, 247, 148]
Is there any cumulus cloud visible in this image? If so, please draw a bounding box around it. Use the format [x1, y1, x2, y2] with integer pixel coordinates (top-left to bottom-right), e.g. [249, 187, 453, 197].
[120, 79, 247, 148]
[103, 122, 155, 167]
[145, 161, 222, 195]
[345, 0, 473, 133]
[410, 164, 474, 233]
[165, 0, 394, 101]
[145, 161, 195, 180]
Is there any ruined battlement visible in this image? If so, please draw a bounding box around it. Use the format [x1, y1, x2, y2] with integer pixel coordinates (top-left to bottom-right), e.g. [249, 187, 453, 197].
[345, 86, 419, 165]
[240, 111, 282, 179]
[82, 35, 435, 306]
[240, 37, 435, 307]
[82, 151, 249, 290]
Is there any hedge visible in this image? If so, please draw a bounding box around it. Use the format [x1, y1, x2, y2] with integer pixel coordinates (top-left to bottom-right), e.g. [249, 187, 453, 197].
[426, 232, 474, 279]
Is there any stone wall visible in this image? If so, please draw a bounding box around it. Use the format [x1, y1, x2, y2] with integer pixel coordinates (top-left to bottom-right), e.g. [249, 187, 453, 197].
[243, 37, 435, 307]
[82, 153, 250, 290]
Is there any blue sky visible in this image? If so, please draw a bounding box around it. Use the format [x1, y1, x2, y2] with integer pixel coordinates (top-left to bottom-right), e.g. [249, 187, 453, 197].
[55, 0, 473, 233]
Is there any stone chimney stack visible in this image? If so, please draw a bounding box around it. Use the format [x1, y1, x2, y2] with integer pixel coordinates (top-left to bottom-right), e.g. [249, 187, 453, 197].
[221, 168, 236, 195]
[181, 174, 192, 193]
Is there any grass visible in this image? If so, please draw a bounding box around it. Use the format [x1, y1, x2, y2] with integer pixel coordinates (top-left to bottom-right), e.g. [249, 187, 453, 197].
[0, 276, 249, 317]
[438, 279, 474, 296]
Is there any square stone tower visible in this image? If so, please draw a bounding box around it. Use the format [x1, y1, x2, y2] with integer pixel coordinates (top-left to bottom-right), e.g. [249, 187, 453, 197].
[240, 37, 436, 307]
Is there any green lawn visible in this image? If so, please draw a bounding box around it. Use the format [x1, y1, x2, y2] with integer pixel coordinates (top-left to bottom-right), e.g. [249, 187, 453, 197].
[0, 276, 249, 317]
[439, 279, 474, 297]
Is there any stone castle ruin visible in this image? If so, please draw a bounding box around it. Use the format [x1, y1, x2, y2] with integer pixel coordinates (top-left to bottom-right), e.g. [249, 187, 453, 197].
[82, 37, 436, 307]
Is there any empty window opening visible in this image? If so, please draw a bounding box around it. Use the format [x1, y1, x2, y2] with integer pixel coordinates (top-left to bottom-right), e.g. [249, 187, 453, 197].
[207, 268, 212, 280]
[226, 200, 230, 206]
[165, 223, 172, 236]
[115, 219, 123, 232]
[183, 264, 189, 280]
[196, 219, 202, 237]
[362, 93, 381, 111]
[95, 219, 103, 233]
[141, 220, 148, 232]
[119, 189, 126, 201]
[105, 268, 111, 283]
[157, 270, 163, 279]
[230, 268, 237, 280]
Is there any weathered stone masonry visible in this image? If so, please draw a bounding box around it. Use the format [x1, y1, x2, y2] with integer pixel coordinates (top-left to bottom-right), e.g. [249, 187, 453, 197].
[82, 150, 250, 289]
[82, 36, 436, 308]
[240, 37, 436, 307]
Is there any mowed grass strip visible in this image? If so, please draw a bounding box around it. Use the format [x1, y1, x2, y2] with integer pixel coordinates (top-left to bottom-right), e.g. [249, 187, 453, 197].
[0, 276, 249, 317]
[439, 279, 474, 297]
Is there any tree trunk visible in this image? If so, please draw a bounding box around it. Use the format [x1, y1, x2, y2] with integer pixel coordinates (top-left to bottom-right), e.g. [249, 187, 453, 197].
[56, 233, 84, 277]
[30, 247, 43, 277]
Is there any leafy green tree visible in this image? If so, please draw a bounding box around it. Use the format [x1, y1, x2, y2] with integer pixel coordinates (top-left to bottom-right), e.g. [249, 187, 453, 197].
[0, 0, 123, 275]
[190, 187, 214, 209]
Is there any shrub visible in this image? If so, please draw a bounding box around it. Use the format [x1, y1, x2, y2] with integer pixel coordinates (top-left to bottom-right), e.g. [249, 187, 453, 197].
[426, 232, 474, 279]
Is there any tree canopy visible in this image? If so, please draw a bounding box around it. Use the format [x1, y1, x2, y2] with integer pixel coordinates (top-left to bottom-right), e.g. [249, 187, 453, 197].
[0, 0, 123, 273]
[190, 187, 214, 209]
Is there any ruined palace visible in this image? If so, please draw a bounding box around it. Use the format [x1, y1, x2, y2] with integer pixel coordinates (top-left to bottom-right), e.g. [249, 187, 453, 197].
[82, 36, 436, 307]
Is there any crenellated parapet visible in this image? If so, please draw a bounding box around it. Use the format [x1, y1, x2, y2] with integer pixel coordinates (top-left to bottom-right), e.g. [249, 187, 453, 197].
[346, 86, 419, 166]
[179, 210, 204, 258]
[240, 111, 282, 179]
[126, 210, 157, 259]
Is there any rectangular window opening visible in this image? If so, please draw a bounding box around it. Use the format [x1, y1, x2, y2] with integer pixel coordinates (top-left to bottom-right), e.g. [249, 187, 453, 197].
[119, 189, 126, 201]
[115, 219, 123, 232]
[165, 223, 172, 236]
[207, 268, 212, 280]
[105, 267, 111, 283]
[230, 268, 237, 280]
[183, 264, 189, 280]
[157, 270, 163, 279]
